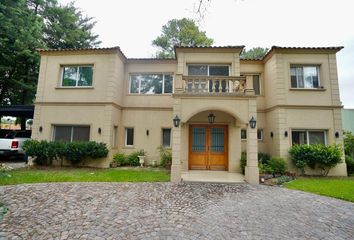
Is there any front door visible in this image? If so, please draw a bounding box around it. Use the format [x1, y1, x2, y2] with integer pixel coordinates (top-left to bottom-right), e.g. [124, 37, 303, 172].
[189, 125, 228, 170]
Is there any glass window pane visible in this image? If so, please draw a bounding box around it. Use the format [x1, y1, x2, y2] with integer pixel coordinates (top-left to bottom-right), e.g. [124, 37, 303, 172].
[253, 75, 260, 95]
[192, 128, 206, 152]
[162, 129, 171, 147]
[241, 129, 247, 139]
[292, 131, 307, 145]
[54, 126, 72, 142]
[164, 75, 173, 93]
[257, 129, 263, 140]
[309, 131, 325, 145]
[130, 75, 139, 93]
[62, 67, 78, 86]
[290, 67, 297, 88]
[211, 128, 224, 152]
[188, 65, 208, 75]
[296, 67, 304, 88]
[78, 66, 93, 86]
[126, 128, 134, 146]
[304, 66, 318, 88]
[140, 74, 163, 94]
[72, 126, 90, 141]
[209, 66, 229, 76]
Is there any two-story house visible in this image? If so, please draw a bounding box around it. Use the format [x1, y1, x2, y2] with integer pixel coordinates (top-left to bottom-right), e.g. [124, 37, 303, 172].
[32, 45, 348, 184]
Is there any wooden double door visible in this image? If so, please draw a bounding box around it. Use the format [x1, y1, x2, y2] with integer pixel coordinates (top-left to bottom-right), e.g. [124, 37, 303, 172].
[189, 125, 228, 170]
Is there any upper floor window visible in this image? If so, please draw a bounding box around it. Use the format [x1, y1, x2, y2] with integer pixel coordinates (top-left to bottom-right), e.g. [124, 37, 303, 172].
[130, 74, 173, 94]
[290, 66, 320, 89]
[62, 66, 93, 87]
[188, 65, 229, 76]
[253, 75, 261, 95]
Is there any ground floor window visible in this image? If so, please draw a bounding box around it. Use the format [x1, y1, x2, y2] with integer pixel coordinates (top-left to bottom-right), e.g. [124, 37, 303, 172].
[53, 125, 90, 142]
[292, 130, 326, 145]
[162, 128, 171, 147]
[125, 128, 134, 146]
[241, 129, 263, 140]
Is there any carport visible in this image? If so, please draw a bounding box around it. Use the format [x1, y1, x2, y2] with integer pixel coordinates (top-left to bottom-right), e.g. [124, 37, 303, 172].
[0, 105, 34, 130]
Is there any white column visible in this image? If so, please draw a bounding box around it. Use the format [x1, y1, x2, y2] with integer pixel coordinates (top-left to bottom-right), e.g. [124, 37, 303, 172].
[245, 98, 259, 184]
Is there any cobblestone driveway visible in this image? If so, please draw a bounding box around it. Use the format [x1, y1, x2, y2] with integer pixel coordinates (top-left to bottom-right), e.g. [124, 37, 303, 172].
[1, 183, 353, 239]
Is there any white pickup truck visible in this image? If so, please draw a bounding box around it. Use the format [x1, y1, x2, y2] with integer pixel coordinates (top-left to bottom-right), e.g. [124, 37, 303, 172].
[0, 130, 31, 159]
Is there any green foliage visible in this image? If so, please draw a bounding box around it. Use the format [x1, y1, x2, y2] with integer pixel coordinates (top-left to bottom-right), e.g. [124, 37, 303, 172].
[113, 153, 127, 166]
[276, 175, 294, 185]
[126, 151, 141, 166]
[289, 144, 342, 176]
[0, 163, 12, 178]
[344, 131, 354, 174]
[152, 18, 214, 58]
[267, 157, 287, 175]
[258, 152, 271, 165]
[0, 0, 100, 104]
[23, 140, 108, 166]
[240, 151, 247, 174]
[240, 47, 269, 60]
[158, 146, 172, 169]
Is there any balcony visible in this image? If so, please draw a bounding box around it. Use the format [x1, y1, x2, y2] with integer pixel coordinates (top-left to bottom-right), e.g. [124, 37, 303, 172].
[182, 75, 248, 95]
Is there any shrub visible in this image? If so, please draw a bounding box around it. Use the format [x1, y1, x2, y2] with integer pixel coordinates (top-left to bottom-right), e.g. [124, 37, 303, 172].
[240, 151, 247, 174]
[158, 146, 172, 169]
[344, 131, 354, 174]
[258, 152, 271, 165]
[0, 163, 12, 178]
[267, 157, 286, 175]
[276, 175, 294, 185]
[259, 162, 274, 175]
[23, 140, 108, 166]
[113, 153, 127, 166]
[289, 144, 342, 176]
[126, 151, 141, 166]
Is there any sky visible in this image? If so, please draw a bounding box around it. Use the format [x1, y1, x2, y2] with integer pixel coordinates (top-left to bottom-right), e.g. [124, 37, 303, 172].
[61, 0, 354, 108]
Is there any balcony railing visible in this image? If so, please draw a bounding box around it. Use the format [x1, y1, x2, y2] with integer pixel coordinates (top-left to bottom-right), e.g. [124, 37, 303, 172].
[182, 75, 247, 95]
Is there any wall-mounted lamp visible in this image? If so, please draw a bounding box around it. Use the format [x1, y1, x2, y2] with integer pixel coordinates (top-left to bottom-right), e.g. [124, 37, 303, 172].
[208, 113, 215, 124]
[98, 128, 102, 134]
[173, 115, 181, 127]
[284, 131, 288, 137]
[270, 131, 274, 138]
[146, 129, 149, 136]
[335, 131, 339, 138]
[249, 116, 257, 129]
[39, 126, 43, 132]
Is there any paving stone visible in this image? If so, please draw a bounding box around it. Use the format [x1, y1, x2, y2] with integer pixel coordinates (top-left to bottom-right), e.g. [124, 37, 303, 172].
[0, 182, 353, 239]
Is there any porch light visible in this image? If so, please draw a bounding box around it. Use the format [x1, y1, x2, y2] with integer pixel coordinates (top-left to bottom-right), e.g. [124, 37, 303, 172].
[335, 131, 339, 138]
[249, 116, 256, 129]
[173, 115, 181, 127]
[98, 128, 102, 134]
[208, 113, 215, 124]
[39, 126, 43, 132]
[284, 131, 288, 137]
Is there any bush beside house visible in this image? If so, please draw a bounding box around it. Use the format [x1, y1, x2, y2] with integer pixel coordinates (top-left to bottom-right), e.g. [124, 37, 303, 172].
[23, 140, 109, 166]
[240, 152, 287, 176]
[289, 144, 342, 176]
[112, 150, 145, 167]
[344, 131, 354, 175]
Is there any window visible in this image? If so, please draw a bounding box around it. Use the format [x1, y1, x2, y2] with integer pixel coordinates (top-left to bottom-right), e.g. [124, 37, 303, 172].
[241, 129, 263, 140]
[53, 125, 90, 142]
[188, 65, 229, 76]
[241, 129, 247, 140]
[162, 128, 171, 147]
[253, 75, 261, 95]
[292, 130, 326, 145]
[62, 66, 93, 87]
[112, 126, 118, 148]
[125, 128, 134, 146]
[290, 66, 320, 88]
[130, 74, 173, 94]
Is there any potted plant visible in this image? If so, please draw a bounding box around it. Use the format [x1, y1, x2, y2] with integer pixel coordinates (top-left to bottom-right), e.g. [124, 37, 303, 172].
[138, 149, 146, 167]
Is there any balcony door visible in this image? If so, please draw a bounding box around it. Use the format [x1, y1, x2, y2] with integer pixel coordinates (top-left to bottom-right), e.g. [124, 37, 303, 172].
[189, 125, 228, 170]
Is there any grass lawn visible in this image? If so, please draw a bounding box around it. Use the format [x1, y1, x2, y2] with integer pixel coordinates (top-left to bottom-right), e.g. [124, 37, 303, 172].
[284, 177, 354, 202]
[0, 167, 170, 186]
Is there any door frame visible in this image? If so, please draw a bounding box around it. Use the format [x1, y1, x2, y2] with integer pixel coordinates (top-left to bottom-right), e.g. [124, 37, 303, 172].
[188, 124, 228, 171]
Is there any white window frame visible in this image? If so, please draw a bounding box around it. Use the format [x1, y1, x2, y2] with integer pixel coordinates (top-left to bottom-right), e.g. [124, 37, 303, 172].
[129, 73, 174, 94]
[187, 64, 230, 76]
[291, 129, 327, 145]
[290, 65, 320, 89]
[52, 125, 90, 142]
[61, 65, 94, 87]
[125, 127, 134, 147]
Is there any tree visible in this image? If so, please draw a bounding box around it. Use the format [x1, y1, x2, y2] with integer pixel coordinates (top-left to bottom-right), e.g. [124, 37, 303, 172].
[152, 18, 214, 58]
[0, 0, 100, 105]
[240, 47, 269, 60]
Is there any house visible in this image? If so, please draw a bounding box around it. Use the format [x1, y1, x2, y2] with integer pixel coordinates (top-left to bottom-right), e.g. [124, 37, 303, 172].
[342, 109, 354, 133]
[32, 45, 348, 184]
